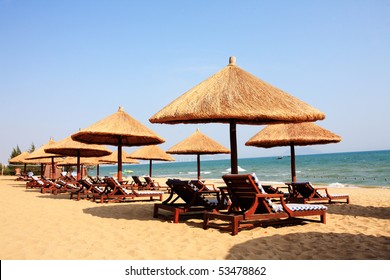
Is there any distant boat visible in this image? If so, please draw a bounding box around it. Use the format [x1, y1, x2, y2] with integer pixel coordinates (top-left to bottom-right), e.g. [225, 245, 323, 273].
[124, 169, 134, 174]
[277, 156, 284, 160]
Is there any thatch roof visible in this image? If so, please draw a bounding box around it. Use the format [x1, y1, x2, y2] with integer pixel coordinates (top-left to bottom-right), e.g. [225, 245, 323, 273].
[99, 151, 140, 164]
[26, 139, 63, 160]
[72, 106, 165, 146]
[128, 145, 175, 161]
[167, 129, 230, 155]
[150, 57, 325, 125]
[245, 122, 342, 148]
[45, 136, 112, 157]
[8, 151, 30, 164]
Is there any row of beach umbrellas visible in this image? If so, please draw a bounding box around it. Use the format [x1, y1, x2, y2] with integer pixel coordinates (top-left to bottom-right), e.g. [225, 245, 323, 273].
[9, 56, 341, 182]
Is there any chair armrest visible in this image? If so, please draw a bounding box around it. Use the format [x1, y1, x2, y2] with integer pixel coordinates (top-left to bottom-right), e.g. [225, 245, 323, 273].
[256, 193, 284, 199]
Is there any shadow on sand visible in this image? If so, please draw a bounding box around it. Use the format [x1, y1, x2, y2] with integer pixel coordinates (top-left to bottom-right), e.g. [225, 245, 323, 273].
[83, 203, 156, 221]
[225, 232, 390, 260]
[326, 203, 390, 219]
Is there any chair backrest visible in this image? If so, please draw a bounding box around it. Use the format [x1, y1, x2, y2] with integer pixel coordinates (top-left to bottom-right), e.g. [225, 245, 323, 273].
[166, 179, 211, 206]
[190, 180, 215, 191]
[291, 182, 321, 198]
[132, 176, 144, 185]
[144, 176, 152, 183]
[79, 179, 92, 188]
[222, 174, 274, 213]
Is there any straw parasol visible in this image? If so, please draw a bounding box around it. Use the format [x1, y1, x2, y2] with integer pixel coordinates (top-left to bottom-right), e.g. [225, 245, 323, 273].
[45, 136, 112, 180]
[245, 122, 342, 182]
[166, 129, 230, 179]
[9, 151, 30, 164]
[9, 151, 30, 175]
[71, 106, 165, 181]
[127, 145, 175, 177]
[26, 139, 64, 178]
[150, 56, 326, 174]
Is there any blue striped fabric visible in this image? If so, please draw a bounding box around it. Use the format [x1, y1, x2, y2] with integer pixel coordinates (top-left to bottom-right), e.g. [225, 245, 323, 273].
[272, 203, 327, 213]
[251, 173, 327, 213]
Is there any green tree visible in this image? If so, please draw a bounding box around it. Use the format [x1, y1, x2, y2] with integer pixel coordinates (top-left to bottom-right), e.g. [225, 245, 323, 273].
[28, 143, 36, 153]
[10, 145, 21, 159]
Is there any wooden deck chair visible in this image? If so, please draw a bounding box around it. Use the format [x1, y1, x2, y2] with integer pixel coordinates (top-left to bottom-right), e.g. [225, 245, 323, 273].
[51, 179, 81, 195]
[262, 184, 290, 198]
[26, 176, 48, 189]
[94, 177, 163, 203]
[131, 176, 148, 190]
[203, 174, 327, 235]
[70, 179, 106, 201]
[35, 177, 63, 194]
[285, 182, 350, 204]
[190, 180, 219, 192]
[143, 176, 162, 190]
[153, 179, 224, 223]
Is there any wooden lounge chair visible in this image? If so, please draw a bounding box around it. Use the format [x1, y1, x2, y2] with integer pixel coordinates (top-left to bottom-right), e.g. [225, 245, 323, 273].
[262, 184, 290, 198]
[26, 176, 48, 189]
[131, 176, 148, 190]
[26, 176, 62, 193]
[285, 182, 350, 204]
[93, 177, 163, 203]
[69, 179, 106, 201]
[50, 179, 81, 195]
[153, 179, 225, 223]
[143, 176, 163, 190]
[190, 180, 219, 192]
[203, 174, 327, 235]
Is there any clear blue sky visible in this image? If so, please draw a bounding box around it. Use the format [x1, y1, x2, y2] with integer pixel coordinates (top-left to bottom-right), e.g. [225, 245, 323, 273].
[1, 0, 389, 164]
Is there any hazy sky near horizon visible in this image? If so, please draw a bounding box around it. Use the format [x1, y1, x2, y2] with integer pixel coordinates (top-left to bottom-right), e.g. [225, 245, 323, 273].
[1, 0, 389, 164]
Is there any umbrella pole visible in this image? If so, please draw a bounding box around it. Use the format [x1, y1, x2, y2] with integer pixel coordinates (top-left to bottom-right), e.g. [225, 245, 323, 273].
[290, 144, 296, 182]
[118, 136, 123, 181]
[230, 120, 238, 174]
[51, 157, 55, 179]
[97, 164, 100, 177]
[197, 154, 201, 180]
[77, 150, 81, 180]
[40, 163, 44, 178]
[149, 159, 152, 177]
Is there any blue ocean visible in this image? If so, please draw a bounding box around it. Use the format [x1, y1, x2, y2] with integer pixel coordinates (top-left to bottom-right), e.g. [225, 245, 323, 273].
[93, 150, 390, 188]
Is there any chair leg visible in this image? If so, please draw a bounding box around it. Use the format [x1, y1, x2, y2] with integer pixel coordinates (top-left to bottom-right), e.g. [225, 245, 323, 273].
[173, 209, 180, 223]
[232, 216, 240, 236]
[321, 213, 326, 224]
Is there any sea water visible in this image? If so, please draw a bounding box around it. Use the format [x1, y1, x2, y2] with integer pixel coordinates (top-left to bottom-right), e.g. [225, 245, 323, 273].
[93, 150, 390, 188]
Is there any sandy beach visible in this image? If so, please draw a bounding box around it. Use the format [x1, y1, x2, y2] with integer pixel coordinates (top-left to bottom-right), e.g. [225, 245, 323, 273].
[0, 175, 389, 260]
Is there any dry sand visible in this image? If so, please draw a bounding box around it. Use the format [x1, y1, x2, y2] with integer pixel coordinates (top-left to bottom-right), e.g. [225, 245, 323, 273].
[0, 175, 389, 260]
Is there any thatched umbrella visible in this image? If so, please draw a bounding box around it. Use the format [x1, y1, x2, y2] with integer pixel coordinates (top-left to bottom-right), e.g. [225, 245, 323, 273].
[9, 151, 30, 175]
[26, 139, 64, 179]
[44, 136, 112, 180]
[71, 106, 165, 181]
[9, 151, 30, 164]
[166, 129, 230, 180]
[127, 145, 175, 177]
[150, 56, 326, 174]
[245, 122, 342, 182]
